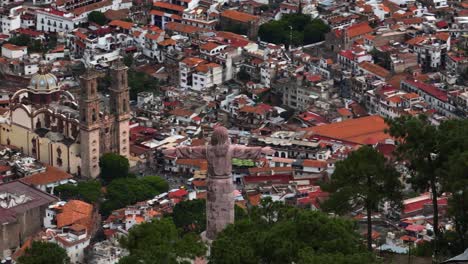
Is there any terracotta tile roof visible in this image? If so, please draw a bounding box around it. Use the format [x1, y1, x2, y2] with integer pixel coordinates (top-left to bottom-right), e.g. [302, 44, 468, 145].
[2, 43, 26, 51]
[406, 36, 427, 45]
[302, 159, 327, 168]
[150, 9, 165, 16]
[402, 79, 448, 102]
[104, 9, 129, 21]
[220, 9, 259, 23]
[195, 62, 221, 73]
[165, 21, 203, 34]
[181, 57, 206, 66]
[153, 1, 185, 12]
[359, 62, 391, 79]
[158, 38, 176, 46]
[176, 159, 208, 170]
[169, 108, 194, 117]
[346, 22, 373, 39]
[108, 20, 134, 30]
[56, 200, 93, 228]
[337, 108, 353, 117]
[72, 0, 112, 15]
[21, 166, 72, 186]
[200, 42, 220, 51]
[303, 115, 390, 145]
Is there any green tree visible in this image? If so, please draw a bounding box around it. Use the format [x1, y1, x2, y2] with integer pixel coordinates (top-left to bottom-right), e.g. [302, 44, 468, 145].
[99, 153, 130, 183]
[88, 11, 108, 26]
[127, 69, 160, 99]
[173, 199, 206, 234]
[321, 146, 402, 251]
[386, 115, 445, 256]
[172, 199, 248, 234]
[123, 54, 133, 67]
[7, 34, 31, 46]
[258, 14, 329, 46]
[210, 201, 378, 264]
[18, 241, 70, 264]
[438, 120, 468, 250]
[55, 180, 102, 204]
[101, 176, 169, 216]
[119, 218, 206, 263]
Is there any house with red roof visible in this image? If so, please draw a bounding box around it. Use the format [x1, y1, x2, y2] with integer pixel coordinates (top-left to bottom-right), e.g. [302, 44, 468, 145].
[401, 79, 457, 117]
[219, 10, 260, 40]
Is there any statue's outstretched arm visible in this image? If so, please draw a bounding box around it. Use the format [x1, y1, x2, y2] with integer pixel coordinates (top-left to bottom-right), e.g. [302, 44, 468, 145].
[162, 146, 207, 159]
[231, 145, 275, 159]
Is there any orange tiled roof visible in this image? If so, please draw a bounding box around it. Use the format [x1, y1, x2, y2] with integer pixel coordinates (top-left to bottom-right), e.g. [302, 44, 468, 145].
[2, 43, 26, 51]
[406, 36, 427, 45]
[346, 22, 373, 38]
[359, 62, 391, 79]
[108, 20, 134, 30]
[200, 42, 219, 51]
[303, 115, 389, 145]
[165, 21, 203, 34]
[169, 108, 194, 117]
[154, 1, 185, 12]
[73, 0, 112, 15]
[302, 159, 327, 168]
[21, 166, 72, 186]
[221, 9, 259, 23]
[158, 38, 176, 46]
[176, 159, 208, 170]
[181, 57, 206, 66]
[195, 62, 221, 73]
[337, 108, 353, 117]
[56, 200, 93, 228]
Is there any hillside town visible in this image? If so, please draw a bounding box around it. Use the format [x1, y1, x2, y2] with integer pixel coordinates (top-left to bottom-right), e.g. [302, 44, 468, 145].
[0, 0, 467, 262]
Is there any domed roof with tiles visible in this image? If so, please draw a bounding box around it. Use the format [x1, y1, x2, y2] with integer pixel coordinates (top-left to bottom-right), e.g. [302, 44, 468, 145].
[28, 64, 60, 94]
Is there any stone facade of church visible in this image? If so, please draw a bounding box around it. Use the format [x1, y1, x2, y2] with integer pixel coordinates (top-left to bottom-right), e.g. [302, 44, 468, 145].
[0, 62, 130, 178]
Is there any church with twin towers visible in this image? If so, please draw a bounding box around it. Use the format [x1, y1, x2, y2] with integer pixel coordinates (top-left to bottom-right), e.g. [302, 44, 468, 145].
[0, 60, 130, 178]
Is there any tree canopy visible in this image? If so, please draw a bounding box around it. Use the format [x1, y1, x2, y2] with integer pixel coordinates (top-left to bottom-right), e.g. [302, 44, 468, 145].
[55, 180, 102, 204]
[209, 199, 377, 264]
[101, 176, 169, 216]
[88, 11, 108, 26]
[128, 69, 161, 99]
[321, 145, 402, 250]
[18, 241, 70, 264]
[6, 34, 44, 53]
[99, 153, 130, 183]
[118, 218, 206, 264]
[386, 116, 468, 259]
[258, 14, 329, 47]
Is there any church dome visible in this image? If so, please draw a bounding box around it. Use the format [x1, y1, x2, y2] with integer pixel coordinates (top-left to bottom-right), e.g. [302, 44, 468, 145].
[28, 63, 60, 94]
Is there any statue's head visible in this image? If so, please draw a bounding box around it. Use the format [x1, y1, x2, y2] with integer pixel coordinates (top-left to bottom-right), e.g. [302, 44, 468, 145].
[211, 126, 229, 146]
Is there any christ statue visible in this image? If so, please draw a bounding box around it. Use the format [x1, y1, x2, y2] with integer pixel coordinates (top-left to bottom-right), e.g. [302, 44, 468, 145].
[163, 126, 274, 240]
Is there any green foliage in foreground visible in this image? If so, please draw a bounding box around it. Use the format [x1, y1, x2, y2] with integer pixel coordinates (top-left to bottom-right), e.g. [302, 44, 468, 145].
[210, 199, 378, 264]
[18, 241, 70, 264]
[119, 218, 206, 264]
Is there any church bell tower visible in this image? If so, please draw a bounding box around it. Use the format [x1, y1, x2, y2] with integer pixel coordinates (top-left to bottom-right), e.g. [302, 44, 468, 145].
[79, 70, 101, 178]
[109, 59, 130, 157]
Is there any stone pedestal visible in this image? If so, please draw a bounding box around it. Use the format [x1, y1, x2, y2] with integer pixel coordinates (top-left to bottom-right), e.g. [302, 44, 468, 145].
[205, 177, 234, 240]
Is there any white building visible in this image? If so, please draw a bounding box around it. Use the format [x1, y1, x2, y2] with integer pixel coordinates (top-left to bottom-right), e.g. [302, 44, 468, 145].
[36, 9, 78, 33]
[1, 43, 27, 59]
[0, 5, 21, 34]
[191, 63, 223, 91]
